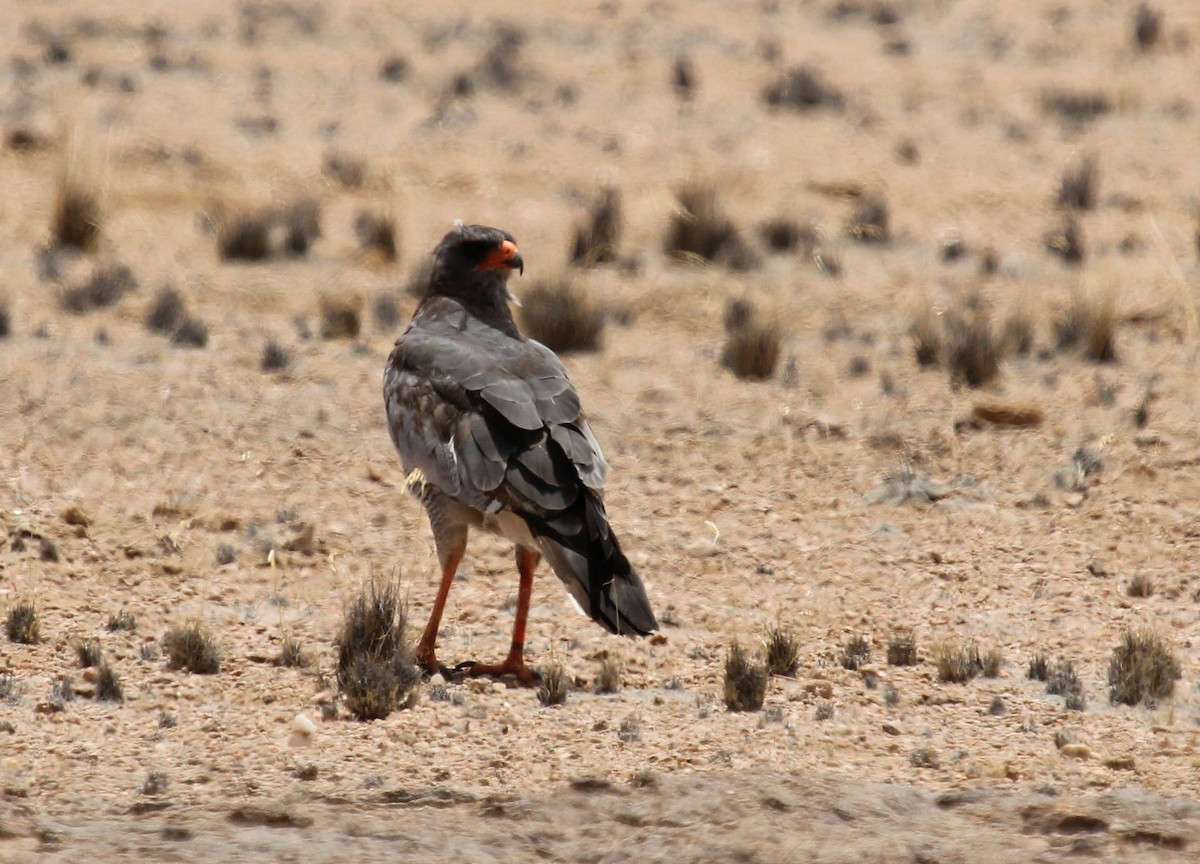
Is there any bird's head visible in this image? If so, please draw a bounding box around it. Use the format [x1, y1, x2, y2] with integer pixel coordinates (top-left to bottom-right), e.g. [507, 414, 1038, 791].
[429, 224, 524, 310]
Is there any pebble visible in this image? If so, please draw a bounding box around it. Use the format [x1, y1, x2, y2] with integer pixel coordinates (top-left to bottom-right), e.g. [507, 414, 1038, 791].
[289, 712, 317, 746]
[1059, 743, 1091, 760]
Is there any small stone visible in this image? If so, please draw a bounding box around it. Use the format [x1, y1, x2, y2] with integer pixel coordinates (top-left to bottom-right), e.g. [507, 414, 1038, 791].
[62, 505, 90, 527]
[1059, 743, 1091, 760]
[292, 712, 317, 736]
[429, 673, 446, 687]
[882, 723, 902, 736]
[1103, 755, 1136, 771]
[1063, 493, 1085, 509]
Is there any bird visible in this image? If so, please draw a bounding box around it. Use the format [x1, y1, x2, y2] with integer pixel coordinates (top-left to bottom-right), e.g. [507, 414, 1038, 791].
[383, 223, 658, 685]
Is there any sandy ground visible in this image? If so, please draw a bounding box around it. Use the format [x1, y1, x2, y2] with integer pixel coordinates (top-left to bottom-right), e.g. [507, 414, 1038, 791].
[2, 0, 1200, 860]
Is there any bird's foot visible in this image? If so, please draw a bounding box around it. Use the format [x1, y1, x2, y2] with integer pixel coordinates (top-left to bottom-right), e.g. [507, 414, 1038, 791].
[456, 658, 541, 688]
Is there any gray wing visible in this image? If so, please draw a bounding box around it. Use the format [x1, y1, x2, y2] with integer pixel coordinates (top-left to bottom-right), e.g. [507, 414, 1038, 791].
[383, 311, 607, 519]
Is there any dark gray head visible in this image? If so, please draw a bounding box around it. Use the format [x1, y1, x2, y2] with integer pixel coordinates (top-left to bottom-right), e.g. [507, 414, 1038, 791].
[428, 224, 524, 309]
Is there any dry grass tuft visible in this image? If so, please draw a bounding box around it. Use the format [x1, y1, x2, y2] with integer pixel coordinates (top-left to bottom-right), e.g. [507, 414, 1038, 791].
[1027, 653, 1049, 681]
[217, 208, 272, 261]
[886, 629, 919, 666]
[96, 661, 124, 703]
[664, 184, 757, 270]
[1041, 88, 1112, 125]
[1108, 628, 1181, 706]
[910, 307, 942, 367]
[76, 638, 102, 668]
[594, 654, 622, 694]
[5, 602, 40, 644]
[981, 648, 1004, 678]
[215, 199, 321, 261]
[60, 265, 138, 314]
[1055, 293, 1117, 362]
[944, 310, 1000, 388]
[319, 293, 363, 340]
[322, 150, 366, 189]
[723, 641, 768, 711]
[53, 164, 103, 252]
[1057, 155, 1098, 210]
[278, 636, 309, 668]
[570, 186, 622, 266]
[170, 317, 209, 349]
[261, 339, 290, 371]
[106, 610, 136, 632]
[839, 635, 871, 671]
[1044, 217, 1084, 264]
[721, 300, 782, 380]
[762, 65, 842, 111]
[757, 217, 816, 254]
[355, 211, 397, 262]
[0, 296, 10, 339]
[1126, 574, 1154, 598]
[764, 622, 800, 677]
[336, 578, 419, 721]
[519, 277, 604, 353]
[1000, 309, 1035, 356]
[932, 639, 981, 683]
[145, 285, 186, 333]
[165, 620, 221, 674]
[537, 658, 569, 706]
[845, 194, 890, 244]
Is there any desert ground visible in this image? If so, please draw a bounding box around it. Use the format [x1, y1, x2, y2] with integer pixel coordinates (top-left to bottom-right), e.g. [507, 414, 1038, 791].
[2, 0, 1200, 860]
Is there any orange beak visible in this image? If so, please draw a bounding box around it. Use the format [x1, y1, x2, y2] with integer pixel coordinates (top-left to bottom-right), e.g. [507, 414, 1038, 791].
[479, 239, 523, 274]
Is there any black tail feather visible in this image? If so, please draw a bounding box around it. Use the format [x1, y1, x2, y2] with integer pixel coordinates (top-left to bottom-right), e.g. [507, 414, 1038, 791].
[528, 494, 658, 636]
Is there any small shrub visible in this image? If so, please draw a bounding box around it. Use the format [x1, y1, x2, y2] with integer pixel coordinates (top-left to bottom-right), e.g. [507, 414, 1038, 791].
[477, 24, 525, 91]
[76, 638, 102, 668]
[883, 683, 900, 707]
[53, 169, 102, 251]
[1057, 155, 1098, 210]
[336, 579, 419, 720]
[570, 186, 622, 266]
[537, 659, 568, 706]
[721, 316, 782, 381]
[279, 636, 308, 668]
[96, 661, 124, 702]
[0, 297, 11, 339]
[1000, 310, 1035, 356]
[1027, 654, 1049, 681]
[814, 701, 835, 721]
[672, 55, 695, 100]
[723, 641, 768, 711]
[757, 218, 815, 254]
[886, 629, 919, 666]
[355, 211, 397, 261]
[261, 339, 290, 371]
[594, 654, 622, 694]
[762, 65, 842, 111]
[142, 771, 169, 795]
[319, 293, 363, 340]
[933, 639, 981, 684]
[106, 610, 136, 632]
[0, 673, 20, 702]
[764, 622, 800, 677]
[165, 620, 221, 674]
[839, 635, 871, 671]
[617, 715, 642, 742]
[981, 647, 1004, 678]
[988, 696, 1006, 716]
[909, 745, 940, 769]
[520, 277, 604, 353]
[279, 198, 321, 257]
[845, 194, 889, 244]
[1127, 574, 1154, 598]
[1041, 89, 1112, 125]
[723, 297, 755, 333]
[379, 55, 409, 82]
[323, 150, 366, 189]
[145, 285, 186, 333]
[215, 543, 236, 565]
[1133, 4, 1162, 51]
[1108, 628, 1181, 706]
[664, 184, 757, 270]
[5, 602, 39, 644]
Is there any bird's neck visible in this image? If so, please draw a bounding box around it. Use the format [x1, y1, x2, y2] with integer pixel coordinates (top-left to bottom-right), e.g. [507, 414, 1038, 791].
[421, 281, 522, 339]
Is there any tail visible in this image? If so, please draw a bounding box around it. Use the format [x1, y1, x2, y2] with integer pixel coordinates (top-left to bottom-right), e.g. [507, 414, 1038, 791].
[528, 493, 658, 637]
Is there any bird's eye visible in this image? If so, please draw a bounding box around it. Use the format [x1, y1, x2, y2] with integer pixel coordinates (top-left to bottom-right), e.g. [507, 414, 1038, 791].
[459, 240, 493, 263]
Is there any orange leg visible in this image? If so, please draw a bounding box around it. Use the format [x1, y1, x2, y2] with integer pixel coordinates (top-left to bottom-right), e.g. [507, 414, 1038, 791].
[466, 547, 540, 686]
[414, 546, 464, 676]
